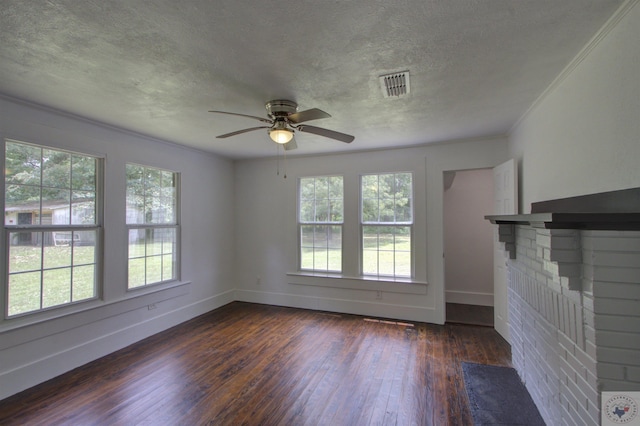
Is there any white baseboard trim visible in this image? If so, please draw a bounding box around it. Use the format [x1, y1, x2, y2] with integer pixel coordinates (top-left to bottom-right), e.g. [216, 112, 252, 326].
[0, 290, 235, 401]
[445, 290, 494, 306]
[235, 289, 436, 323]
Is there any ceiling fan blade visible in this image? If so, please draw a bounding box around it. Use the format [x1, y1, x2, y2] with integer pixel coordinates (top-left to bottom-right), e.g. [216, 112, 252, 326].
[288, 108, 331, 124]
[296, 125, 355, 143]
[216, 126, 270, 138]
[284, 138, 298, 151]
[209, 110, 273, 124]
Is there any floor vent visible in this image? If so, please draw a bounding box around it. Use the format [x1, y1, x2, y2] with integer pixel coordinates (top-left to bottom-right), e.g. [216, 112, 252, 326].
[364, 318, 415, 327]
[379, 70, 410, 98]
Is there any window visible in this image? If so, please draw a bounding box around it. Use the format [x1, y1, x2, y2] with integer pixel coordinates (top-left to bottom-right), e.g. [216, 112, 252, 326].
[126, 164, 179, 289]
[361, 172, 413, 277]
[298, 176, 343, 272]
[4, 140, 100, 317]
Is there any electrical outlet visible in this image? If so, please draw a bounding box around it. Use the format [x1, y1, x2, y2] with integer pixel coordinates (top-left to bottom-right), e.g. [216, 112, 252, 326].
[148, 303, 157, 310]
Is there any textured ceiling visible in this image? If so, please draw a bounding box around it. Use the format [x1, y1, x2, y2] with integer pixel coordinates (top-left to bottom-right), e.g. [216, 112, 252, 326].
[0, 0, 625, 159]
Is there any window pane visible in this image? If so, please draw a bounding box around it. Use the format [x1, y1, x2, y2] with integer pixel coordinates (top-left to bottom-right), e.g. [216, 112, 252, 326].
[5, 184, 40, 225]
[72, 155, 96, 191]
[8, 234, 42, 273]
[298, 176, 343, 272]
[299, 200, 314, 223]
[42, 149, 70, 189]
[128, 257, 146, 288]
[300, 178, 316, 200]
[127, 226, 177, 288]
[43, 187, 70, 225]
[5, 141, 100, 317]
[328, 249, 341, 271]
[300, 248, 314, 270]
[146, 256, 163, 284]
[73, 231, 97, 265]
[126, 164, 145, 224]
[378, 249, 395, 276]
[44, 240, 71, 269]
[362, 249, 377, 275]
[361, 175, 378, 199]
[360, 173, 413, 277]
[162, 254, 174, 280]
[5, 142, 41, 185]
[146, 229, 162, 256]
[72, 191, 96, 225]
[43, 268, 71, 308]
[73, 265, 95, 301]
[8, 271, 42, 316]
[361, 198, 378, 222]
[128, 229, 146, 257]
[395, 251, 411, 277]
[329, 199, 343, 222]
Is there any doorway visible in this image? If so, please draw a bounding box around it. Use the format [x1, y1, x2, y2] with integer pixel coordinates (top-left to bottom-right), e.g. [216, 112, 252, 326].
[443, 168, 495, 326]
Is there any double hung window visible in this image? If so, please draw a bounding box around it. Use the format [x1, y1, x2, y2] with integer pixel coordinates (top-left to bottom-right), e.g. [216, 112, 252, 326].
[298, 176, 343, 272]
[4, 140, 101, 317]
[126, 164, 179, 288]
[361, 172, 413, 277]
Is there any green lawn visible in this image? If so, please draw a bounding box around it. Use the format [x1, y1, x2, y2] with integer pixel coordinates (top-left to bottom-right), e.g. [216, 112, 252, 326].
[8, 245, 96, 316]
[301, 233, 411, 276]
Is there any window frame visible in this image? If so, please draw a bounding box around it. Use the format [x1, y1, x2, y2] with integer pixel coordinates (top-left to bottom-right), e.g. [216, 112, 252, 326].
[3, 139, 103, 319]
[125, 163, 180, 290]
[360, 172, 414, 278]
[297, 175, 344, 273]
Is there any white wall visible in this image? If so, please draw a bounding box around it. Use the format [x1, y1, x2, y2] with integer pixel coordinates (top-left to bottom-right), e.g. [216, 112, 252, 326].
[0, 97, 236, 399]
[509, 0, 640, 211]
[444, 168, 494, 306]
[234, 137, 507, 324]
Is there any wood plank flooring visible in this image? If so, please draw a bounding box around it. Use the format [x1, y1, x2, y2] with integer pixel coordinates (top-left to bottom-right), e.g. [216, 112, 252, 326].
[0, 302, 511, 425]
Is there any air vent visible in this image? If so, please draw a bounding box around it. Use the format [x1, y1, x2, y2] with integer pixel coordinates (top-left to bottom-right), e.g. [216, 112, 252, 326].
[379, 70, 410, 98]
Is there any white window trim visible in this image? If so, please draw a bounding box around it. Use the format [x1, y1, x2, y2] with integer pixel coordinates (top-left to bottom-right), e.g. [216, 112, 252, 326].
[297, 175, 344, 273]
[125, 163, 181, 290]
[360, 172, 414, 278]
[2, 139, 104, 319]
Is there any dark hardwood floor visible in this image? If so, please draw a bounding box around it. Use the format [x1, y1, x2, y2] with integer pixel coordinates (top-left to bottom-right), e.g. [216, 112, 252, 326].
[0, 302, 511, 425]
[445, 303, 494, 327]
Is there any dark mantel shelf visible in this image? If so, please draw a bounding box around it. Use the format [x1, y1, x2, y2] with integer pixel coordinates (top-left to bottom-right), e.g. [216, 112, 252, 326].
[486, 188, 640, 231]
[485, 212, 640, 230]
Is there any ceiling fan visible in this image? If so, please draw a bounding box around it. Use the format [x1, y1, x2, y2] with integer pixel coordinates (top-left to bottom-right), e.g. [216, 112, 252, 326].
[209, 100, 354, 150]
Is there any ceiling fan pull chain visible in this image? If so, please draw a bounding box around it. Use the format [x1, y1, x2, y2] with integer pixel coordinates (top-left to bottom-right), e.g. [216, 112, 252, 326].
[283, 147, 287, 179]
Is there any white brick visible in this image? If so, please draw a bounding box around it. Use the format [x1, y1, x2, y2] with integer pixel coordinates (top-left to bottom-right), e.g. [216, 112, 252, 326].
[594, 297, 640, 316]
[597, 363, 626, 380]
[595, 330, 640, 350]
[597, 347, 640, 366]
[627, 366, 640, 382]
[593, 281, 640, 300]
[592, 265, 640, 283]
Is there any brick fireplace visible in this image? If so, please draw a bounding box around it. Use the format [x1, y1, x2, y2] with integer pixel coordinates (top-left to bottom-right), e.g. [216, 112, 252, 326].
[487, 189, 640, 425]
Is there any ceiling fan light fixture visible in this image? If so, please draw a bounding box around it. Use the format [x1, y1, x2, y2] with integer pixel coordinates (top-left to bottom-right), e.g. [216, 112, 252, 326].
[269, 128, 294, 144]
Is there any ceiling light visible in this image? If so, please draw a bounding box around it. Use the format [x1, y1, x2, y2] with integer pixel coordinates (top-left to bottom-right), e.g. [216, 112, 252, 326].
[269, 120, 294, 144]
[269, 128, 293, 144]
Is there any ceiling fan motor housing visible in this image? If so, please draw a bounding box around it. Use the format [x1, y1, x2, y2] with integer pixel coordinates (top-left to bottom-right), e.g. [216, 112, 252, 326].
[266, 99, 298, 118]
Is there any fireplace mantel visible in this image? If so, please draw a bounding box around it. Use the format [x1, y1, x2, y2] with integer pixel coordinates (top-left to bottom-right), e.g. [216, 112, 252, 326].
[486, 188, 640, 259]
[485, 212, 640, 230]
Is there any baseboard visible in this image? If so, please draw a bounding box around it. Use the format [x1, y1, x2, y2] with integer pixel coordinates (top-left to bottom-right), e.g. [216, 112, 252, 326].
[445, 290, 494, 306]
[0, 290, 235, 401]
[234, 289, 435, 323]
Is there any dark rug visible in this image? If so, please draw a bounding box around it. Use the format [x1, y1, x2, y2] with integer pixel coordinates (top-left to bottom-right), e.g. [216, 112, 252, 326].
[462, 362, 546, 425]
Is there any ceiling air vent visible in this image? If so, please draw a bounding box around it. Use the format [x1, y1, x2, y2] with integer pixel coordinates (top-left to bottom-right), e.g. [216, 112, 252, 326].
[379, 70, 410, 98]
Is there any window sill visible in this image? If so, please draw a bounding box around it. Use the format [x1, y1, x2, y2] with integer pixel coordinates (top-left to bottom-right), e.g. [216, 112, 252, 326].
[0, 281, 191, 345]
[287, 272, 427, 295]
